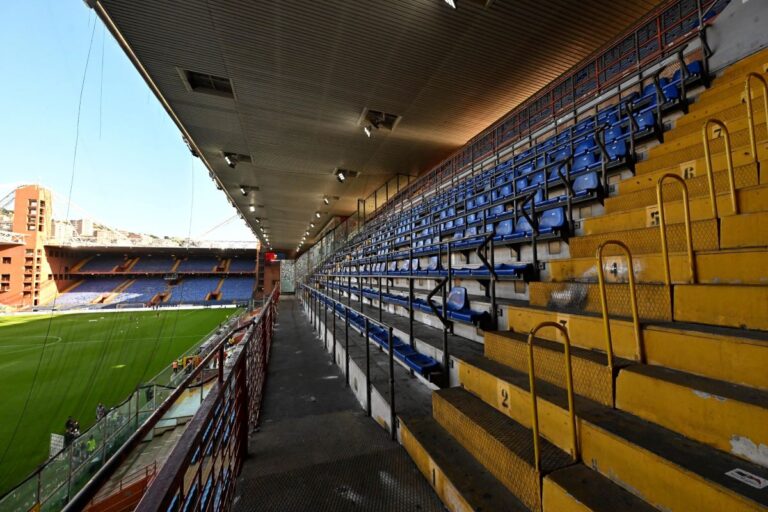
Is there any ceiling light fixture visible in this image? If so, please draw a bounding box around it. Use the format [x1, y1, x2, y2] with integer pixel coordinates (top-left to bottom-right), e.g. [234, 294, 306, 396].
[444, 0, 456, 8]
[248, 205, 256, 213]
[315, 212, 321, 219]
[336, 170, 346, 183]
[363, 125, 373, 138]
[239, 186, 248, 196]
[224, 153, 238, 168]
[323, 197, 330, 205]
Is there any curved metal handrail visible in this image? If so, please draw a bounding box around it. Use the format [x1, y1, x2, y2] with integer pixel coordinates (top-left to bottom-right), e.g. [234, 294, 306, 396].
[744, 72, 768, 174]
[595, 240, 644, 371]
[527, 321, 579, 476]
[701, 119, 738, 218]
[656, 173, 697, 286]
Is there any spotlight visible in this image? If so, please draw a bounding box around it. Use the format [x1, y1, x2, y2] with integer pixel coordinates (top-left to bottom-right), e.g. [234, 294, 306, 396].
[363, 125, 372, 138]
[224, 153, 238, 168]
[310, 223, 315, 228]
[305, 231, 309, 236]
[249, 205, 256, 213]
[254, 218, 260, 223]
[444, 0, 456, 8]
[240, 186, 248, 196]
[315, 212, 321, 219]
[336, 171, 346, 183]
[323, 197, 330, 205]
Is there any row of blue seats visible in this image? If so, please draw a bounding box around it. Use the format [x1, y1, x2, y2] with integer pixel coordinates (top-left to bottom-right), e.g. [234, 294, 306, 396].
[335, 59, 704, 273]
[326, 282, 492, 329]
[311, 291, 441, 376]
[336, 255, 531, 280]
[363, 60, 704, 246]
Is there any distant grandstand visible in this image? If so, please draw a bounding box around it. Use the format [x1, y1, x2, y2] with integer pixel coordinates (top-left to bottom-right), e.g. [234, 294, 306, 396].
[0, 185, 279, 311]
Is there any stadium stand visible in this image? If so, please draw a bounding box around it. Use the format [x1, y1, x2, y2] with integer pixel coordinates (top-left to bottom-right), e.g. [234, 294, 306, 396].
[168, 277, 221, 303]
[77, 254, 128, 273]
[175, 256, 218, 272]
[118, 278, 169, 304]
[52, 278, 127, 309]
[130, 255, 175, 273]
[219, 277, 255, 301]
[304, 40, 768, 512]
[227, 257, 256, 272]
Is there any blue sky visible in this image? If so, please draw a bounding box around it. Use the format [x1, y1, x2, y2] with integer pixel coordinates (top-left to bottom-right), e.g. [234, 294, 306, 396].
[0, 1, 255, 242]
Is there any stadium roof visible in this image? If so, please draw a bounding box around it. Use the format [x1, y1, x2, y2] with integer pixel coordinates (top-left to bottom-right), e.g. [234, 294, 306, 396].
[88, 0, 661, 251]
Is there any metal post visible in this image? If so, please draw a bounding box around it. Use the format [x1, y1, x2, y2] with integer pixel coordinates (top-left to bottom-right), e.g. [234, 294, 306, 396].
[408, 278, 414, 346]
[365, 318, 371, 416]
[345, 308, 350, 387]
[324, 296, 328, 349]
[378, 276, 383, 322]
[332, 301, 337, 363]
[388, 326, 396, 441]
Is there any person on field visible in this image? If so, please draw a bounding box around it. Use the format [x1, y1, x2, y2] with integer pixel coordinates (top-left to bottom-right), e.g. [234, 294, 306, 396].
[96, 403, 106, 420]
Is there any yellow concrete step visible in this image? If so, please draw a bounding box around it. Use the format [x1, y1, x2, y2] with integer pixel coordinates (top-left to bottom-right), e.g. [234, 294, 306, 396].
[689, 74, 767, 113]
[580, 403, 768, 512]
[721, 210, 768, 249]
[399, 415, 529, 512]
[616, 365, 768, 468]
[432, 387, 572, 511]
[543, 465, 658, 512]
[635, 133, 768, 177]
[585, 182, 768, 236]
[571, 218, 719, 258]
[672, 89, 766, 137]
[455, 354, 768, 511]
[484, 331, 616, 407]
[674, 283, 768, 330]
[548, 248, 768, 285]
[651, 111, 765, 158]
[717, 48, 768, 81]
[639, 122, 767, 171]
[604, 162, 760, 215]
[505, 304, 768, 390]
[528, 281, 672, 322]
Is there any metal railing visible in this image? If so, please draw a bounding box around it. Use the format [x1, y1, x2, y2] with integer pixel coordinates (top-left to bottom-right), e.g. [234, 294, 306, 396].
[526, 322, 579, 478]
[0, 311, 244, 512]
[57, 289, 279, 512]
[595, 240, 644, 379]
[301, 285, 401, 440]
[744, 72, 768, 176]
[656, 173, 697, 288]
[701, 119, 738, 217]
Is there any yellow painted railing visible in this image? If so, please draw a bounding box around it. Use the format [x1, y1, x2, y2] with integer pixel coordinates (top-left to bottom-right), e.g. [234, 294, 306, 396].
[744, 72, 768, 175]
[596, 240, 644, 369]
[701, 119, 738, 217]
[527, 321, 579, 476]
[656, 173, 697, 286]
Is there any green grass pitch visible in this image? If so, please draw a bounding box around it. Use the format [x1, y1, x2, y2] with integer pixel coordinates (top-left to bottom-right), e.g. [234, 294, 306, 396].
[0, 307, 238, 495]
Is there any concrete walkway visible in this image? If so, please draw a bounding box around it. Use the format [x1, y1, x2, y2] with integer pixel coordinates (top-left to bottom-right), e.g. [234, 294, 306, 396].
[233, 297, 442, 512]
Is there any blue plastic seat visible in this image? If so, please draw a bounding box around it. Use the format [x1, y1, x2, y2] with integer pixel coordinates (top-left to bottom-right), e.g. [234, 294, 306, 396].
[573, 172, 600, 197]
[606, 139, 628, 160]
[487, 204, 505, 220]
[445, 286, 489, 324]
[494, 219, 514, 240]
[404, 353, 440, 374]
[539, 207, 566, 234]
[635, 108, 656, 132]
[574, 137, 596, 155]
[573, 152, 597, 174]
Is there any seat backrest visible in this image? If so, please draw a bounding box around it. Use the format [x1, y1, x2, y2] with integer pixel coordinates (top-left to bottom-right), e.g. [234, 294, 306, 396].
[516, 177, 527, 190]
[496, 219, 514, 236]
[490, 204, 504, 216]
[466, 226, 478, 236]
[530, 171, 545, 186]
[477, 194, 489, 206]
[575, 137, 596, 155]
[467, 198, 476, 210]
[455, 216, 465, 227]
[411, 258, 419, 271]
[573, 152, 596, 173]
[453, 230, 464, 240]
[573, 172, 599, 194]
[540, 207, 565, 229]
[516, 215, 532, 233]
[605, 125, 624, 144]
[388, 261, 397, 271]
[428, 256, 439, 270]
[550, 146, 571, 162]
[446, 287, 468, 311]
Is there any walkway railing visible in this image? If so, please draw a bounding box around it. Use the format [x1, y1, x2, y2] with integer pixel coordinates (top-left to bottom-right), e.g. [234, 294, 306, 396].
[656, 173, 697, 288]
[126, 287, 279, 512]
[0, 311, 244, 512]
[55, 288, 279, 512]
[595, 240, 644, 389]
[702, 119, 738, 217]
[744, 72, 768, 176]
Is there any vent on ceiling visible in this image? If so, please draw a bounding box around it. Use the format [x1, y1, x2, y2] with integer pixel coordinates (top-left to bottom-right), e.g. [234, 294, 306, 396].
[359, 108, 401, 132]
[179, 69, 234, 98]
